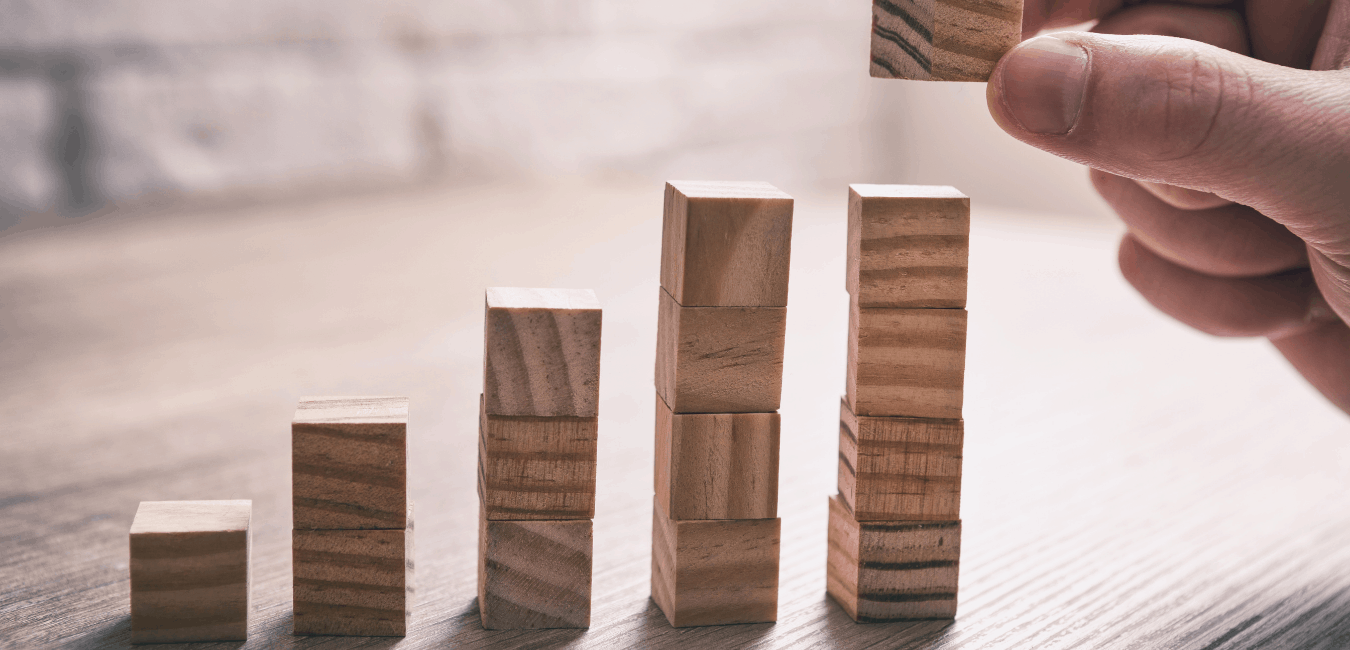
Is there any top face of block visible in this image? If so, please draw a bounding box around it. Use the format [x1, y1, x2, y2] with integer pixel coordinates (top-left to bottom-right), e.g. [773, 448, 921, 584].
[660, 181, 794, 308]
[131, 500, 252, 534]
[870, 0, 1023, 82]
[847, 184, 969, 309]
[484, 288, 602, 417]
[294, 396, 409, 423]
[486, 287, 601, 311]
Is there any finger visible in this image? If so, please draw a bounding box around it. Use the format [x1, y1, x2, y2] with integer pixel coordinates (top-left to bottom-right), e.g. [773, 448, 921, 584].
[1313, 0, 1350, 70]
[1135, 181, 1232, 210]
[1247, 0, 1333, 69]
[1093, 169, 1308, 277]
[1092, 4, 1249, 55]
[1271, 318, 1350, 413]
[1118, 234, 1330, 338]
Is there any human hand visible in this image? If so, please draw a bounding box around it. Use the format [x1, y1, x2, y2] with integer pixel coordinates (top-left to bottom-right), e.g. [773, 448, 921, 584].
[987, 0, 1350, 413]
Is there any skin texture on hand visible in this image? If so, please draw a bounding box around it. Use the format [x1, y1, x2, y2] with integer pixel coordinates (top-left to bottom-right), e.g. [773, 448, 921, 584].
[990, 0, 1350, 413]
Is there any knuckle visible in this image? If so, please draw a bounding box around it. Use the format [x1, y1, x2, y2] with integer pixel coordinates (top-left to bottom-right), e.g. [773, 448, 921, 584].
[1126, 48, 1249, 162]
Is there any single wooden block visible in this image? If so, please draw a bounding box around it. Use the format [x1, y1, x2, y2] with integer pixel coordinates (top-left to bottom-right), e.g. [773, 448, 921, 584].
[846, 298, 967, 419]
[870, 0, 1023, 82]
[847, 184, 969, 309]
[838, 398, 962, 521]
[293, 513, 414, 637]
[655, 288, 786, 414]
[129, 500, 251, 644]
[650, 498, 780, 627]
[654, 393, 779, 520]
[478, 394, 597, 520]
[826, 495, 960, 622]
[660, 180, 794, 307]
[483, 287, 602, 418]
[292, 396, 409, 530]
[478, 515, 593, 629]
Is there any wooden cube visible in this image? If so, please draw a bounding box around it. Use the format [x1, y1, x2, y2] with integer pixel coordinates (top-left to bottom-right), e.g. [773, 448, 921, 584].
[650, 498, 780, 627]
[838, 398, 962, 521]
[478, 515, 593, 629]
[870, 0, 1023, 82]
[293, 513, 414, 637]
[483, 287, 602, 418]
[660, 180, 794, 308]
[292, 396, 409, 530]
[129, 500, 251, 644]
[655, 394, 778, 520]
[826, 495, 960, 622]
[655, 289, 786, 413]
[847, 184, 969, 309]
[847, 298, 966, 419]
[479, 394, 597, 520]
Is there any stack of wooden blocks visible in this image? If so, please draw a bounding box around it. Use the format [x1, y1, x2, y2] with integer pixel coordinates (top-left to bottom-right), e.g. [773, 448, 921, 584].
[477, 287, 602, 629]
[827, 184, 970, 622]
[651, 180, 793, 627]
[291, 396, 414, 636]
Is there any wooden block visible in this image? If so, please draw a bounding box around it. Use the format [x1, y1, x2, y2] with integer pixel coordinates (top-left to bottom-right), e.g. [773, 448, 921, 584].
[826, 495, 960, 622]
[655, 288, 786, 413]
[478, 515, 593, 629]
[838, 398, 962, 521]
[654, 393, 779, 520]
[483, 287, 602, 418]
[660, 180, 794, 308]
[129, 500, 251, 644]
[870, 0, 1023, 82]
[292, 396, 409, 530]
[478, 394, 597, 520]
[846, 184, 969, 309]
[650, 498, 780, 627]
[846, 298, 966, 418]
[293, 512, 414, 637]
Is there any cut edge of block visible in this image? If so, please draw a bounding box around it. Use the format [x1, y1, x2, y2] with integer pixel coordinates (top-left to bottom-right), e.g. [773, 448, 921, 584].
[294, 396, 409, 423]
[131, 500, 252, 534]
[666, 180, 793, 201]
[849, 184, 968, 200]
[486, 287, 600, 311]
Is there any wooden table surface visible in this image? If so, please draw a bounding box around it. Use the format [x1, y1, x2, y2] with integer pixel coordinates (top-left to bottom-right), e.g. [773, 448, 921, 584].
[2, 179, 1348, 649]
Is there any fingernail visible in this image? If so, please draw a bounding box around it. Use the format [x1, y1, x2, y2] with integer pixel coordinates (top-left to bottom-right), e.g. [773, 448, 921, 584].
[999, 36, 1088, 135]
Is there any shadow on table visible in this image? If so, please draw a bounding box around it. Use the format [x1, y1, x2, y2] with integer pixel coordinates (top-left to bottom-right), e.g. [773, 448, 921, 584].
[812, 595, 958, 649]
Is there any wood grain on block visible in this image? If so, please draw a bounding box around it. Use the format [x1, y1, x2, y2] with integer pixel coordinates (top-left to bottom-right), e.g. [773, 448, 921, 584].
[846, 299, 967, 419]
[654, 393, 779, 520]
[650, 498, 780, 627]
[484, 287, 602, 418]
[479, 394, 597, 520]
[826, 495, 959, 622]
[293, 396, 408, 530]
[660, 181, 794, 308]
[870, 0, 1022, 82]
[655, 288, 786, 414]
[838, 398, 962, 521]
[871, 0, 935, 80]
[293, 514, 414, 637]
[478, 515, 593, 629]
[129, 500, 251, 644]
[846, 184, 969, 309]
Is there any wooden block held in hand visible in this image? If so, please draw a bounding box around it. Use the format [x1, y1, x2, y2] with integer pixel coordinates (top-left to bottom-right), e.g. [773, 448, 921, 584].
[847, 184, 969, 308]
[479, 515, 593, 629]
[870, 0, 1023, 82]
[293, 396, 409, 530]
[484, 287, 602, 418]
[655, 393, 779, 520]
[826, 495, 959, 622]
[655, 288, 786, 413]
[650, 498, 780, 627]
[838, 398, 962, 521]
[293, 512, 414, 637]
[129, 500, 251, 644]
[660, 181, 794, 307]
[479, 395, 597, 520]
[846, 299, 966, 418]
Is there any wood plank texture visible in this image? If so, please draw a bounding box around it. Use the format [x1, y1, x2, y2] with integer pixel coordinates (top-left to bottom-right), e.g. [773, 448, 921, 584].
[478, 395, 598, 520]
[659, 180, 794, 308]
[483, 287, 602, 418]
[826, 495, 959, 622]
[654, 393, 779, 521]
[292, 396, 409, 530]
[650, 498, 780, 627]
[292, 516, 414, 637]
[129, 500, 251, 644]
[870, 0, 1022, 82]
[838, 398, 963, 521]
[846, 298, 967, 418]
[655, 288, 786, 414]
[847, 184, 969, 309]
[478, 515, 593, 629]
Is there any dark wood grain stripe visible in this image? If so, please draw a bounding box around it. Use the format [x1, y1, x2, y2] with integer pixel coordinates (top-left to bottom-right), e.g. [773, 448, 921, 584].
[293, 602, 404, 620]
[130, 614, 246, 631]
[873, 22, 931, 73]
[294, 549, 405, 572]
[861, 234, 966, 252]
[855, 473, 961, 488]
[863, 520, 961, 533]
[859, 591, 958, 603]
[292, 461, 404, 489]
[938, 0, 1018, 22]
[860, 266, 967, 283]
[292, 423, 404, 446]
[294, 577, 405, 595]
[132, 564, 246, 591]
[292, 498, 405, 526]
[130, 534, 246, 560]
[863, 559, 959, 571]
[875, 0, 932, 41]
[857, 440, 962, 454]
[839, 451, 857, 477]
